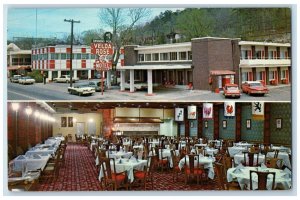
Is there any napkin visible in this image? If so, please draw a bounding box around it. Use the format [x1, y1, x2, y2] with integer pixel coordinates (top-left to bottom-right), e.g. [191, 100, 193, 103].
[17, 155, 25, 160]
[233, 164, 244, 174]
[33, 154, 41, 159]
[260, 163, 268, 169]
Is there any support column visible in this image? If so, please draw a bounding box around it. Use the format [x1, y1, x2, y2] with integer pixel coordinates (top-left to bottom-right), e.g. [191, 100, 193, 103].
[48, 71, 52, 82]
[120, 70, 125, 91]
[58, 70, 61, 78]
[213, 104, 219, 140]
[88, 70, 91, 79]
[73, 70, 78, 79]
[197, 107, 203, 138]
[264, 103, 271, 145]
[184, 107, 190, 137]
[130, 69, 135, 93]
[147, 69, 153, 95]
[107, 70, 111, 89]
[235, 103, 242, 142]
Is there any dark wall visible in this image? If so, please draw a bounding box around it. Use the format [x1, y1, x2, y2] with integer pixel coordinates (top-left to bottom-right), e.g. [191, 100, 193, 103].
[192, 38, 240, 90]
[124, 45, 138, 66]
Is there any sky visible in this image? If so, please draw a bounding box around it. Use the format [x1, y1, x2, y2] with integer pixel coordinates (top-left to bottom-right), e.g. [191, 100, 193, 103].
[6, 7, 184, 40]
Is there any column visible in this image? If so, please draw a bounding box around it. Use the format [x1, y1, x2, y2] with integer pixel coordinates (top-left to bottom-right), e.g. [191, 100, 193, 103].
[48, 71, 52, 82]
[73, 70, 78, 79]
[58, 70, 61, 78]
[147, 69, 153, 95]
[130, 69, 135, 93]
[88, 70, 91, 79]
[120, 70, 125, 91]
[264, 103, 271, 144]
[107, 70, 112, 89]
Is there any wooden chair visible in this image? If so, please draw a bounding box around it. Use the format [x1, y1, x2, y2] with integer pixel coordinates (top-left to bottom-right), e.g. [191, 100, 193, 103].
[8, 179, 34, 191]
[222, 156, 234, 175]
[214, 162, 240, 190]
[133, 155, 155, 190]
[41, 149, 61, 180]
[249, 170, 276, 190]
[154, 147, 169, 171]
[265, 157, 283, 169]
[100, 157, 128, 191]
[274, 149, 280, 158]
[243, 152, 259, 167]
[170, 149, 182, 181]
[184, 154, 205, 185]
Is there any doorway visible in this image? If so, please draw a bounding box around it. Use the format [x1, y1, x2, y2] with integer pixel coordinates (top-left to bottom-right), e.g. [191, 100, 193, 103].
[76, 122, 85, 136]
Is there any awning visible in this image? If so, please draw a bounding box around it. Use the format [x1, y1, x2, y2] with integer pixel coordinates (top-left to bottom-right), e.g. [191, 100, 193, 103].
[117, 64, 192, 70]
[7, 66, 31, 70]
[210, 70, 235, 76]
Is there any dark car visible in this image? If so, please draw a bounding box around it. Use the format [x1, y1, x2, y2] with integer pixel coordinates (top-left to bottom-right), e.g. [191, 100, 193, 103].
[241, 81, 269, 96]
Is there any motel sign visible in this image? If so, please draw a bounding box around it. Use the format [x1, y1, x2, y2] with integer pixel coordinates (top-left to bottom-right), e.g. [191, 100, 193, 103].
[91, 41, 114, 71]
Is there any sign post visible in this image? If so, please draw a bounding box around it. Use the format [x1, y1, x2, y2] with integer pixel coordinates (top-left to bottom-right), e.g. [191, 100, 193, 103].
[91, 40, 114, 95]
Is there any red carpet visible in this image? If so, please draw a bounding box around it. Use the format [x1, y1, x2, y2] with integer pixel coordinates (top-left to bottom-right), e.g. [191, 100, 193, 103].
[36, 143, 219, 191]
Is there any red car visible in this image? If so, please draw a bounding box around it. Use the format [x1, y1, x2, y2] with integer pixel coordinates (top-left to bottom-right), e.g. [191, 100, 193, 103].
[223, 84, 241, 98]
[241, 81, 269, 96]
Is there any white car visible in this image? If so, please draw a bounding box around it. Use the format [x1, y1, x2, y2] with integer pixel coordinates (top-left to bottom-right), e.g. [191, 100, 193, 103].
[10, 75, 22, 83]
[18, 76, 35, 85]
[54, 75, 79, 83]
[68, 84, 95, 96]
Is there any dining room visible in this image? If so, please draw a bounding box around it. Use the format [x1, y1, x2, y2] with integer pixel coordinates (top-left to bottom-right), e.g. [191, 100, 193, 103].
[6, 101, 292, 192]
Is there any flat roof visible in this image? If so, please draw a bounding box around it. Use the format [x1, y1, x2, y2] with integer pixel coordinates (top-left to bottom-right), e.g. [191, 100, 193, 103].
[134, 42, 191, 51]
[239, 41, 290, 47]
[117, 64, 192, 70]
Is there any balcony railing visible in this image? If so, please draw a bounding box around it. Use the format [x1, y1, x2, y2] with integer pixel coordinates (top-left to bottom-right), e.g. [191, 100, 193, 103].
[239, 59, 291, 66]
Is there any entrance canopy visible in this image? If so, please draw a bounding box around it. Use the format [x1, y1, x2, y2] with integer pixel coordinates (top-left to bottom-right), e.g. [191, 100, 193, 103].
[210, 70, 235, 76]
[7, 66, 31, 71]
[117, 64, 192, 70]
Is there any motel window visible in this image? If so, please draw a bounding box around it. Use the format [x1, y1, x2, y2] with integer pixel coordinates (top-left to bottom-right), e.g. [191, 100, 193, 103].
[160, 53, 169, 61]
[138, 54, 144, 62]
[280, 51, 285, 59]
[255, 51, 262, 59]
[152, 53, 159, 61]
[90, 54, 96, 59]
[281, 70, 287, 79]
[25, 58, 31, 63]
[145, 54, 151, 61]
[50, 53, 55, 60]
[268, 51, 273, 59]
[81, 54, 89, 59]
[66, 54, 71, 59]
[269, 71, 275, 80]
[76, 54, 82, 60]
[38, 54, 42, 60]
[61, 53, 66, 60]
[170, 52, 177, 60]
[256, 71, 263, 81]
[42, 54, 48, 60]
[179, 52, 187, 60]
[55, 54, 60, 60]
[241, 50, 246, 59]
[188, 51, 192, 60]
[241, 72, 248, 82]
[12, 58, 19, 63]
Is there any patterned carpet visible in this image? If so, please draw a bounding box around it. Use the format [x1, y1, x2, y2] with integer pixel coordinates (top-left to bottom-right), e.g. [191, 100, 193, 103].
[36, 143, 219, 191]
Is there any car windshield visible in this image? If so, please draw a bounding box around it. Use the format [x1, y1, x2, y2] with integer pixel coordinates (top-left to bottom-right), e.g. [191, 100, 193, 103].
[75, 84, 89, 88]
[227, 86, 239, 91]
[249, 82, 262, 87]
[22, 76, 31, 79]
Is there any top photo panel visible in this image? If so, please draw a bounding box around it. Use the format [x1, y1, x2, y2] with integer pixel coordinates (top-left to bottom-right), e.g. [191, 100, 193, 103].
[6, 7, 292, 101]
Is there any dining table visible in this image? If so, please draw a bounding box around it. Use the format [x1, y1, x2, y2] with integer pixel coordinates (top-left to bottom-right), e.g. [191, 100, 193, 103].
[98, 158, 147, 183]
[178, 155, 215, 179]
[266, 151, 291, 169]
[227, 166, 291, 190]
[228, 146, 248, 157]
[25, 146, 57, 157]
[234, 153, 265, 166]
[12, 154, 51, 172]
[95, 151, 133, 166]
[149, 148, 179, 168]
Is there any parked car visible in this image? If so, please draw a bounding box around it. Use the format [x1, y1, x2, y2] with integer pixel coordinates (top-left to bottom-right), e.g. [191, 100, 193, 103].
[53, 75, 79, 83]
[223, 84, 241, 98]
[68, 83, 95, 96]
[18, 76, 35, 85]
[241, 81, 269, 96]
[10, 75, 22, 83]
[88, 80, 106, 92]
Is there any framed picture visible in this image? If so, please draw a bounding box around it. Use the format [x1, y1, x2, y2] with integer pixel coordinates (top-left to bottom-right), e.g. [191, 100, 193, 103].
[222, 120, 227, 129]
[187, 105, 197, 119]
[204, 121, 208, 128]
[61, 117, 67, 127]
[68, 117, 73, 127]
[276, 118, 282, 129]
[246, 119, 251, 129]
[175, 108, 184, 121]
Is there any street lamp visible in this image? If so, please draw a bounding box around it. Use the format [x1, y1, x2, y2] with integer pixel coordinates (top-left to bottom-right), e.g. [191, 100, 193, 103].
[12, 103, 19, 151]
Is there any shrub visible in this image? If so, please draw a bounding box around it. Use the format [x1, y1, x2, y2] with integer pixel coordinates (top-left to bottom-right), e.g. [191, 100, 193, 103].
[27, 70, 44, 83]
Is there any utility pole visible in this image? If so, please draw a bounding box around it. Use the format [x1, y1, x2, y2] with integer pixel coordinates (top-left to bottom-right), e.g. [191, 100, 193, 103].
[64, 19, 80, 87]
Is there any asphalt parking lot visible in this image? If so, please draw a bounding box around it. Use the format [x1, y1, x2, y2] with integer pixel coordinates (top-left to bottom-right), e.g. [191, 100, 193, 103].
[7, 80, 292, 101]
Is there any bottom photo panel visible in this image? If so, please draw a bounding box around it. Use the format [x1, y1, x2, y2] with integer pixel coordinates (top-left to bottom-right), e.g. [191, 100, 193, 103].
[6, 101, 292, 192]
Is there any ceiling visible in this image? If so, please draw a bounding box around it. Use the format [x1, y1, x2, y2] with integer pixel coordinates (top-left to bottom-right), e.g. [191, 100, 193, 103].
[46, 101, 224, 114]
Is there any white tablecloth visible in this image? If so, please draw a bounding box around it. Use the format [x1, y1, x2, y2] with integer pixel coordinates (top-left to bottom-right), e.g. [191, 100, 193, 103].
[149, 149, 179, 168]
[25, 147, 57, 157]
[228, 146, 247, 157]
[234, 153, 265, 166]
[205, 147, 219, 156]
[178, 155, 215, 179]
[227, 166, 291, 190]
[95, 151, 133, 166]
[13, 155, 50, 172]
[99, 158, 147, 183]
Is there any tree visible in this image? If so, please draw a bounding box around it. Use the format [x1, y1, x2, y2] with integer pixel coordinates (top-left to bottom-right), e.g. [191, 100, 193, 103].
[81, 29, 105, 45]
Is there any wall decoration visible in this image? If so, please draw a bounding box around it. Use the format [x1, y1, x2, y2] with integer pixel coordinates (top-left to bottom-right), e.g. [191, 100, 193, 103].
[187, 105, 197, 119]
[61, 117, 67, 127]
[203, 103, 213, 119]
[224, 102, 235, 117]
[246, 119, 251, 129]
[204, 121, 208, 128]
[175, 108, 184, 121]
[222, 120, 227, 129]
[252, 102, 264, 120]
[68, 117, 73, 127]
[276, 118, 282, 129]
